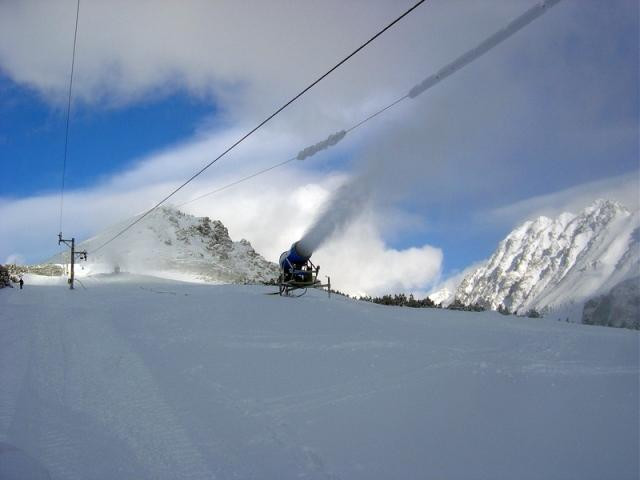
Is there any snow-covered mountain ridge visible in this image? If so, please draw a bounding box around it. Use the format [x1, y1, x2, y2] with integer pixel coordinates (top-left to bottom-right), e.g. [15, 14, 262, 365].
[48, 206, 279, 284]
[454, 199, 639, 313]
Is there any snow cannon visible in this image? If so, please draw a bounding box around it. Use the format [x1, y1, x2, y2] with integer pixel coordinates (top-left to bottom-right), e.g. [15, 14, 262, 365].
[276, 242, 330, 297]
[278, 241, 312, 273]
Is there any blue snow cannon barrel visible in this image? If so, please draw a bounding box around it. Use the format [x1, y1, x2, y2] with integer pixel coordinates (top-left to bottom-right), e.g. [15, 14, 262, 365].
[279, 241, 312, 273]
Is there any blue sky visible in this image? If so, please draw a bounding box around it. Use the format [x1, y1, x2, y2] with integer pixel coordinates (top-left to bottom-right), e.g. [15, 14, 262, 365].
[1, 77, 214, 196]
[0, 0, 638, 295]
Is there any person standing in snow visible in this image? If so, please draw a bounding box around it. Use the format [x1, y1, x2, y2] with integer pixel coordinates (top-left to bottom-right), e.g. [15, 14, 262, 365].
[19, 278, 24, 290]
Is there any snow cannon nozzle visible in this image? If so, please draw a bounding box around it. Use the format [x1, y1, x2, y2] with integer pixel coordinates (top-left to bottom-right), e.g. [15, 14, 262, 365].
[293, 241, 312, 260]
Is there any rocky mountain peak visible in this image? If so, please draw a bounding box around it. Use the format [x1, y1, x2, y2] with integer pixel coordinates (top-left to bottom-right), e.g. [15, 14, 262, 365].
[48, 206, 279, 284]
[454, 199, 639, 313]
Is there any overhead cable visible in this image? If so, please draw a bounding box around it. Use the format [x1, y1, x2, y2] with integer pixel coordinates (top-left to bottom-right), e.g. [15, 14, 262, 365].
[176, 157, 297, 208]
[90, 0, 427, 254]
[408, 0, 562, 98]
[58, 0, 81, 236]
[176, 0, 563, 208]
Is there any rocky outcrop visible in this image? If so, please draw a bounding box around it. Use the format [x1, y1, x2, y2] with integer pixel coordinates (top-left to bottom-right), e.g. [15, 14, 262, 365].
[46, 206, 279, 284]
[6, 264, 63, 277]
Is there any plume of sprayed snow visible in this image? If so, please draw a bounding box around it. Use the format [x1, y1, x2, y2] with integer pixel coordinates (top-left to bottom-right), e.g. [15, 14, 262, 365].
[99, 249, 127, 273]
[409, 0, 562, 99]
[297, 177, 371, 254]
[297, 130, 346, 161]
[296, 119, 434, 255]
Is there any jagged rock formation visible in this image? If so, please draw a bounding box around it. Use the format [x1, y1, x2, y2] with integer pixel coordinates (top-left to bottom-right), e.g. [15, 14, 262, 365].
[582, 276, 640, 329]
[5, 264, 63, 277]
[455, 200, 639, 313]
[47, 206, 279, 284]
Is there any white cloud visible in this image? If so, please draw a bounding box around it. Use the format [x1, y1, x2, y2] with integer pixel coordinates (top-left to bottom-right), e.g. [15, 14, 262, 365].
[313, 216, 442, 298]
[487, 172, 640, 227]
[0, 0, 571, 129]
[0, 0, 637, 298]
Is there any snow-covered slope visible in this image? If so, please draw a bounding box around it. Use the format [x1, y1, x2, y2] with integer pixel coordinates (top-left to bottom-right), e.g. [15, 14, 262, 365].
[427, 286, 455, 306]
[49, 206, 279, 284]
[456, 200, 639, 313]
[582, 276, 640, 329]
[0, 277, 638, 479]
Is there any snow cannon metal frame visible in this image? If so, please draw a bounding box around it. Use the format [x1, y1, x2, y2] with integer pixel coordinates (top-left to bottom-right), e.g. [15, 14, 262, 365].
[277, 242, 330, 297]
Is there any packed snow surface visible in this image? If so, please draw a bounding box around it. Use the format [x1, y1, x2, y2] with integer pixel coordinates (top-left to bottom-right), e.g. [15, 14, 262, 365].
[1, 275, 638, 479]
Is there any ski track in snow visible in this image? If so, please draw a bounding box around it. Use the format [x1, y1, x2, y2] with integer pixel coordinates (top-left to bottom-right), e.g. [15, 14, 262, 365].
[0, 278, 638, 480]
[5, 287, 213, 479]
